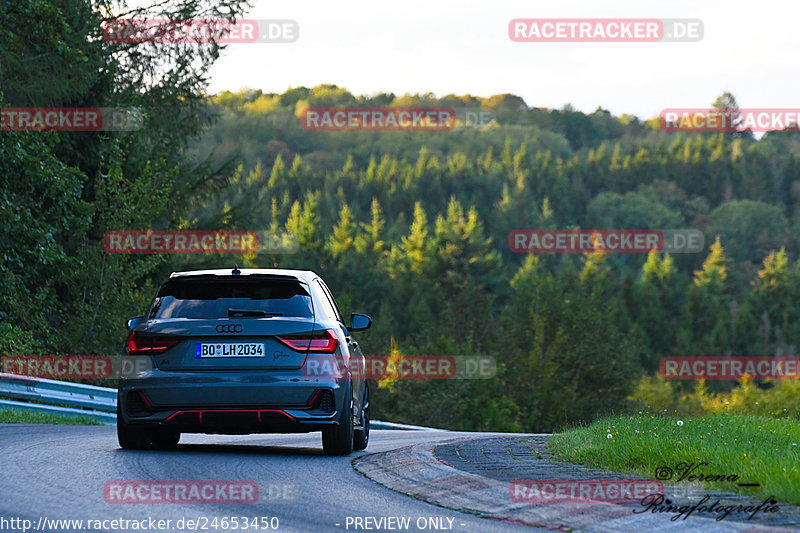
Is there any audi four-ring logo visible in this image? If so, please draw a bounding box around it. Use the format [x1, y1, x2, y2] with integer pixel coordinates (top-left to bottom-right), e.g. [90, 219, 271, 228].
[216, 324, 243, 333]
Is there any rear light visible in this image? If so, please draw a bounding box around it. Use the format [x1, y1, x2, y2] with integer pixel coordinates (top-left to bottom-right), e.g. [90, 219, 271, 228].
[126, 331, 180, 355]
[276, 329, 338, 353]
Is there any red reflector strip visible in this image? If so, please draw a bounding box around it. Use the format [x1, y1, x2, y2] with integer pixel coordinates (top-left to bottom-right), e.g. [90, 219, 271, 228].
[164, 409, 296, 423]
[138, 391, 152, 408]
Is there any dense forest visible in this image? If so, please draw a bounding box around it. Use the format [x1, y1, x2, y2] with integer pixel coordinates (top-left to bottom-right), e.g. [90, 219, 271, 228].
[4, 1, 800, 432]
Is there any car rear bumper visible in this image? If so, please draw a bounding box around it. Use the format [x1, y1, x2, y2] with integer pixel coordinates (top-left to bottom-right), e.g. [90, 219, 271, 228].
[118, 368, 346, 434]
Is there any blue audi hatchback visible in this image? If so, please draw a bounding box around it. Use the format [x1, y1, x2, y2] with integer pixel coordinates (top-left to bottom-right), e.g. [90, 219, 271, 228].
[117, 267, 371, 455]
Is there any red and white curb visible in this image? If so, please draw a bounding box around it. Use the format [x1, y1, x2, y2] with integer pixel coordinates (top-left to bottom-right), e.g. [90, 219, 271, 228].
[353, 439, 794, 532]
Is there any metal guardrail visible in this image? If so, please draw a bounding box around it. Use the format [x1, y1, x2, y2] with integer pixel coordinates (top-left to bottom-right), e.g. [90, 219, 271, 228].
[370, 420, 444, 431]
[0, 373, 441, 430]
[0, 398, 117, 424]
[0, 373, 117, 424]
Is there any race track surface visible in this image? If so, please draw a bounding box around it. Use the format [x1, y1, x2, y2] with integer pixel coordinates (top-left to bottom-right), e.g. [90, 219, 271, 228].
[0, 425, 547, 533]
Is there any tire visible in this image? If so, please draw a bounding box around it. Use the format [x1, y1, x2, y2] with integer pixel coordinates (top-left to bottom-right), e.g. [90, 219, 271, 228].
[353, 384, 369, 451]
[150, 429, 180, 450]
[117, 403, 179, 450]
[322, 382, 354, 456]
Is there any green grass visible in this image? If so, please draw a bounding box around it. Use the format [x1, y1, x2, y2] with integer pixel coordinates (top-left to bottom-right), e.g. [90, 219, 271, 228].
[0, 409, 103, 425]
[549, 414, 800, 505]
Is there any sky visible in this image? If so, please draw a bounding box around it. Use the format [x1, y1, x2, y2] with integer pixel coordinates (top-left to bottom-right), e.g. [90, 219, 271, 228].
[207, 0, 798, 122]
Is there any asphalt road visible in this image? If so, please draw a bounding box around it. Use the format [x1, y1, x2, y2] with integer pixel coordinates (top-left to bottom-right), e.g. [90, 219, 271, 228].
[0, 425, 547, 533]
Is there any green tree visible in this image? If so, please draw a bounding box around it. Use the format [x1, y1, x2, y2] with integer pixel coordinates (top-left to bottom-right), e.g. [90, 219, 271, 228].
[681, 238, 734, 374]
[1, 0, 251, 355]
[706, 200, 792, 268]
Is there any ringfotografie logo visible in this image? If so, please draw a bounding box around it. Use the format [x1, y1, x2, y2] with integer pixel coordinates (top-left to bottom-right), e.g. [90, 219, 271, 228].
[634, 494, 780, 522]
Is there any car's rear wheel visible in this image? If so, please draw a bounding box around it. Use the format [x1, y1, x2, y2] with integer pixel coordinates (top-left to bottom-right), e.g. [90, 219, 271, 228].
[117, 404, 179, 450]
[322, 382, 354, 456]
[151, 429, 180, 449]
[353, 384, 369, 451]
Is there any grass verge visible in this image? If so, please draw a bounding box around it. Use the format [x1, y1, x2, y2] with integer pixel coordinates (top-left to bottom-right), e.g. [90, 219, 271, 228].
[548, 413, 800, 505]
[0, 408, 103, 425]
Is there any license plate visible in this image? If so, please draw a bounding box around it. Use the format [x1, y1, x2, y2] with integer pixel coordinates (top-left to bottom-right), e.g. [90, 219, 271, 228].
[195, 343, 265, 358]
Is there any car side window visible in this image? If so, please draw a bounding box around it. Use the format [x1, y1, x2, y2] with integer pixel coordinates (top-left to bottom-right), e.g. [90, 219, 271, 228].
[318, 280, 345, 323]
[312, 280, 339, 322]
[315, 279, 344, 323]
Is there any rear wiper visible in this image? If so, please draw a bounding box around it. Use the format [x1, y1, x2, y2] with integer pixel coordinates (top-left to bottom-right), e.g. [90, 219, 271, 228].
[227, 309, 283, 317]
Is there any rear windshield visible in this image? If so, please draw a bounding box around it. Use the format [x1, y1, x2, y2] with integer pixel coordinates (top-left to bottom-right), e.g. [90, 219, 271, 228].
[148, 277, 314, 319]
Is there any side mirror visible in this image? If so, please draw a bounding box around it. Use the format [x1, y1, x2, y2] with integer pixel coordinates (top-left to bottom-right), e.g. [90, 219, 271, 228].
[349, 313, 372, 332]
[126, 316, 144, 331]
